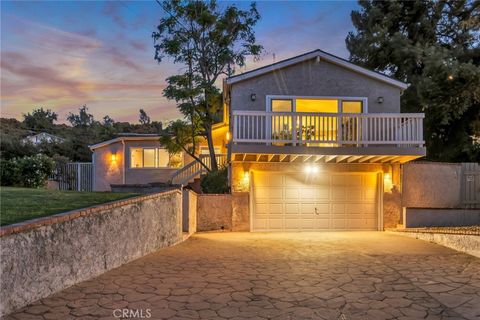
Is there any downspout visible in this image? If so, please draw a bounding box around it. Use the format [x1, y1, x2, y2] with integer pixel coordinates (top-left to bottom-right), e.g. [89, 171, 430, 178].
[121, 139, 126, 185]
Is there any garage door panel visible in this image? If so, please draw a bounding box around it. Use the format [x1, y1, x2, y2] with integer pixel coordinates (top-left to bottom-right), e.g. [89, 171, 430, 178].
[252, 171, 378, 231]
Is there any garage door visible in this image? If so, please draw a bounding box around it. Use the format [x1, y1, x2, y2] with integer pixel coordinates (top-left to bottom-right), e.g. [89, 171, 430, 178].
[252, 171, 379, 231]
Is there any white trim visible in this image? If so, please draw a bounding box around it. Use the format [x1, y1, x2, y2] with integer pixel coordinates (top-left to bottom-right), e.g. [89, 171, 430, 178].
[89, 136, 161, 150]
[378, 172, 384, 231]
[267, 95, 369, 113]
[226, 50, 409, 90]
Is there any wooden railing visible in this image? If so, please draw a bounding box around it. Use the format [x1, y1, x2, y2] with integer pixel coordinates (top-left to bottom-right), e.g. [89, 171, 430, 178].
[232, 111, 425, 147]
[170, 154, 227, 185]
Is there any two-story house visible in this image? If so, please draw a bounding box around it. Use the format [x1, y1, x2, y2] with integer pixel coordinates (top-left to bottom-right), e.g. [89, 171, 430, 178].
[90, 49, 425, 231]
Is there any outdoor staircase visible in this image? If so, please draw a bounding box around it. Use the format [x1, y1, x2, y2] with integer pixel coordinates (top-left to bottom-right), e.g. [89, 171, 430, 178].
[170, 154, 227, 186]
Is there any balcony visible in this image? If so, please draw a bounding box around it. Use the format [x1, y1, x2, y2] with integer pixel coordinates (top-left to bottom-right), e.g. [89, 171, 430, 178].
[231, 111, 426, 164]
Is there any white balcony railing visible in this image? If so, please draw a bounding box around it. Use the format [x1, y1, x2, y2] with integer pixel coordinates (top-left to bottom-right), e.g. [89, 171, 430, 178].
[232, 111, 424, 147]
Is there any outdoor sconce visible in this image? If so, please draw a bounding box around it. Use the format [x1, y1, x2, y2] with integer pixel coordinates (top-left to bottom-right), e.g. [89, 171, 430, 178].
[111, 153, 117, 163]
[250, 93, 256, 101]
[304, 165, 319, 174]
[225, 131, 231, 142]
[377, 96, 384, 104]
[448, 75, 454, 80]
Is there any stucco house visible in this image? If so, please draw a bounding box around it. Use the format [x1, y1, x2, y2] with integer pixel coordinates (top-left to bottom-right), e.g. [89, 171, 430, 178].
[90, 49, 425, 231]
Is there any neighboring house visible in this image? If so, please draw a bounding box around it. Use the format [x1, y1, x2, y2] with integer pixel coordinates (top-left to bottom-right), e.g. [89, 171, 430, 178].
[22, 132, 65, 145]
[91, 49, 426, 231]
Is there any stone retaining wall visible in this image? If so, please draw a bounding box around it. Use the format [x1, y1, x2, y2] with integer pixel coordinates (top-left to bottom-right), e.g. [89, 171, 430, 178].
[0, 190, 183, 316]
[388, 230, 480, 258]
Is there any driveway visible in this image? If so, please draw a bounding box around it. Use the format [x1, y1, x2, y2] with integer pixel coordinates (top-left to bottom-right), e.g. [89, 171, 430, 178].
[6, 232, 480, 320]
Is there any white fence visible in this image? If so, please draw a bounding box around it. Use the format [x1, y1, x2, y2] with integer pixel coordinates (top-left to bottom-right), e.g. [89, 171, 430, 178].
[232, 111, 425, 147]
[50, 162, 93, 191]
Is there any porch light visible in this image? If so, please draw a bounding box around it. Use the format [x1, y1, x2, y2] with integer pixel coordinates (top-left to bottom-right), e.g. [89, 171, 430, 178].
[111, 153, 117, 163]
[377, 96, 384, 104]
[243, 171, 249, 183]
[250, 93, 256, 101]
[448, 75, 454, 80]
[384, 172, 393, 192]
[226, 131, 231, 142]
[305, 165, 319, 174]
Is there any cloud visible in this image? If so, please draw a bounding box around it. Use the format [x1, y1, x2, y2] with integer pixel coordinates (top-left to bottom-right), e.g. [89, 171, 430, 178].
[129, 40, 148, 51]
[102, 2, 127, 28]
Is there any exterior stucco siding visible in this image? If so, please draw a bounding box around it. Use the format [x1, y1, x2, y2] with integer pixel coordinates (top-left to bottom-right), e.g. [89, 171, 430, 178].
[93, 141, 124, 191]
[229, 58, 401, 113]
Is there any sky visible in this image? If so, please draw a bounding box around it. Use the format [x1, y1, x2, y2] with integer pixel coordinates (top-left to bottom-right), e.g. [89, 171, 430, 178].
[0, 0, 360, 124]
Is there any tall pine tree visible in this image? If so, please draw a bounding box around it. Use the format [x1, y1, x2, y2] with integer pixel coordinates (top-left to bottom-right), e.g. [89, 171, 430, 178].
[346, 0, 480, 161]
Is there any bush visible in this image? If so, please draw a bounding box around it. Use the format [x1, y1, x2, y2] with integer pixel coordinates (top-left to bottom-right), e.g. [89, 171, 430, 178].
[0, 159, 20, 186]
[200, 166, 229, 194]
[0, 154, 55, 188]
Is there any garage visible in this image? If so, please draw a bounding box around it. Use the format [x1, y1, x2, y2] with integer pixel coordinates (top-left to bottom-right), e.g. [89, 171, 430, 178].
[252, 171, 380, 231]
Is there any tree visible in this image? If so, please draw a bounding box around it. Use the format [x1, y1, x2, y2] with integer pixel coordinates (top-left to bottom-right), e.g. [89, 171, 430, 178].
[139, 109, 151, 125]
[153, 0, 262, 170]
[23, 108, 58, 132]
[67, 105, 96, 128]
[346, 0, 480, 162]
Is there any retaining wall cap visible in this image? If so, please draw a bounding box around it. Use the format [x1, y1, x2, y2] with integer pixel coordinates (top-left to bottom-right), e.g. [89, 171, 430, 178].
[0, 189, 181, 237]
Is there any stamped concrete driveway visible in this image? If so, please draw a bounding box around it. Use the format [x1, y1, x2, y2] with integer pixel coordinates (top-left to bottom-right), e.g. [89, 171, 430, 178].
[6, 232, 480, 320]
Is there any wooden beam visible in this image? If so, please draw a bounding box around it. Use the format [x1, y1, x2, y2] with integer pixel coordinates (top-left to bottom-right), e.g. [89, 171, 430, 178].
[268, 154, 275, 162]
[289, 155, 299, 162]
[357, 155, 375, 163]
[380, 156, 398, 163]
[315, 155, 326, 163]
[325, 155, 336, 163]
[369, 156, 388, 163]
[347, 156, 362, 163]
[279, 154, 288, 162]
[303, 155, 313, 162]
[336, 155, 350, 163]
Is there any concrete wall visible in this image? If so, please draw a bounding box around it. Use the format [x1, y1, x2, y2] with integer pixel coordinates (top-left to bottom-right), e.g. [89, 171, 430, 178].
[196, 193, 249, 232]
[229, 58, 401, 113]
[404, 208, 480, 228]
[0, 190, 183, 316]
[402, 162, 463, 208]
[183, 189, 197, 234]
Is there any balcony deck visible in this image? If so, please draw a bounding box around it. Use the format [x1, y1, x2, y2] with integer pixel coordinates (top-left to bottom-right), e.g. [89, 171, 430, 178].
[231, 111, 426, 164]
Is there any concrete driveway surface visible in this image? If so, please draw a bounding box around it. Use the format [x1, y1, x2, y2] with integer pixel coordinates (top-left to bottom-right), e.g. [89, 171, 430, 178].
[5, 232, 480, 320]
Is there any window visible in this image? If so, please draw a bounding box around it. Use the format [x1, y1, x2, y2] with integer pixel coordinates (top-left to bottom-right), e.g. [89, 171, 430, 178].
[296, 99, 338, 113]
[271, 99, 292, 112]
[130, 148, 183, 168]
[342, 101, 363, 113]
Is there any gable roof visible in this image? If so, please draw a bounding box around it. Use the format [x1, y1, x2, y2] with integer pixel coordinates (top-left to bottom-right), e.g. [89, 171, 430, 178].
[226, 49, 408, 90]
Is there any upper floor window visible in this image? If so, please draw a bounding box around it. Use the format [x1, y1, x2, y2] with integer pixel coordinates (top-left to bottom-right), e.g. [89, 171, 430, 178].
[130, 148, 183, 169]
[270, 97, 364, 113]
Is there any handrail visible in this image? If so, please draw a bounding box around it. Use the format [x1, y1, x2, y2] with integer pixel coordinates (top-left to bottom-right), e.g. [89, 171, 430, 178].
[170, 154, 227, 186]
[232, 111, 425, 147]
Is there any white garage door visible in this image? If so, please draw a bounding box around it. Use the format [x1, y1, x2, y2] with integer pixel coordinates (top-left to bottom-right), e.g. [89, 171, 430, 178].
[252, 171, 379, 231]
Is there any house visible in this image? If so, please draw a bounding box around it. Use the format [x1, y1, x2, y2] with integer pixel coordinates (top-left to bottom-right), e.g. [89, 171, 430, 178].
[91, 49, 426, 231]
[22, 132, 65, 145]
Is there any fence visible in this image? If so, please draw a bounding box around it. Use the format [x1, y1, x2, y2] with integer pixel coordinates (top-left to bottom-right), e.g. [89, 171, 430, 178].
[461, 162, 480, 208]
[50, 162, 93, 191]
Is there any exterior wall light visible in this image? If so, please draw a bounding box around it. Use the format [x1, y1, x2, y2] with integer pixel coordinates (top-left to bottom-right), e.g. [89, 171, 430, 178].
[384, 172, 393, 192]
[111, 153, 117, 163]
[377, 96, 384, 104]
[448, 75, 454, 80]
[226, 131, 231, 142]
[250, 93, 256, 101]
[305, 165, 319, 174]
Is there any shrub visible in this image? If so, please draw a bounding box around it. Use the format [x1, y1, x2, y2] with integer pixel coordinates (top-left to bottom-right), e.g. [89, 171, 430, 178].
[201, 166, 229, 194]
[1, 154, 55, 188]
[0, 159, 20, 186]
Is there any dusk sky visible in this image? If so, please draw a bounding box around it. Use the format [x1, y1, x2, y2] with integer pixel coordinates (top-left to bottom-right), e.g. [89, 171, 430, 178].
[1, 1, 360, 124]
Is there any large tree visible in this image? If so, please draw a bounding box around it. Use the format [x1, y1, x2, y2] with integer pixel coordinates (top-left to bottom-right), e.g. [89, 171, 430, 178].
[346, 0, 480, 161]
[153, 0, 262, 170]
[23, 108, 58, 132]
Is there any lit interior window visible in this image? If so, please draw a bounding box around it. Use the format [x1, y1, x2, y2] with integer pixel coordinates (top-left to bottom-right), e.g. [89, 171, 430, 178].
[130, 148, 143, 168]
[143, 149, 156, 168]
[342, 101, 363, 113]
[157, 149, 170, 167]
[271, 99, 293, 112]
[296, 99, 338, 113]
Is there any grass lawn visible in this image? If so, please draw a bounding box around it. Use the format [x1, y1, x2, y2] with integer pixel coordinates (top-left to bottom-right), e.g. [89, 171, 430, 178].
[0, 187, 141, 226]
